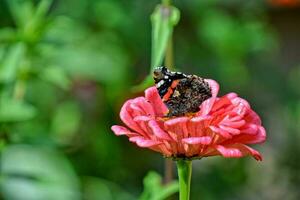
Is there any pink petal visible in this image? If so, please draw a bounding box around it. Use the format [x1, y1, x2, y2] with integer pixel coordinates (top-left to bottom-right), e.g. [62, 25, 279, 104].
[215, 144, 262, 161]
[209, 126, 232, 139]
[145, 87, 168, 116]
[133, 116, 152, 122]
[191, 115, 212, 122]
[232, 103, 248, 117]
[198, 97, 216, 116]
[215, 145, 243, 158]
[130, 100, 144, 113]
[227, 115, 243, 122]
[205, 79, 219, 97]
[120, 100, 144, 133]
[111, 125, 138, 136]
[148, 120, 172, 140]
[238, 144, 262, 161]
[132, 97, 155, 116]
[225, 93, 238, 100]
[245, 109, 262, 125]
[164, 117, 189, 153]
[231, 97, 250, 109]
[219, 125, 240, 135]
[240, 124, 258, 135]
[240, 126, 266, 144]
[164, 117, 189, 126]
[182, 136, 212, 145]
[211, 97, 231, 112]
[170, 119, 189, 138]
[221, 120, 246, 128]
[221, 126, 266, 145]
[255, 126, 267, 143]
[129, 136, 162, 147]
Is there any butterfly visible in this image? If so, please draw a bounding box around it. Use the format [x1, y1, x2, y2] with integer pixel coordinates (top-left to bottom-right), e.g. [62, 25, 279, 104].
[153, 66, 212, 117]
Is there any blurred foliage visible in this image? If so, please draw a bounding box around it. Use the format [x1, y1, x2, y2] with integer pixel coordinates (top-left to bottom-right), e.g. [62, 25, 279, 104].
[1, 145, 80, 200]
[0, 0, 299, 200]
[139, 171, 178, 200]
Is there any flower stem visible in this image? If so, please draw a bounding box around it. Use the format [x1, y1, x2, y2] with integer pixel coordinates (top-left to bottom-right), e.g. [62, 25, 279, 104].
[177, 160, 192, 200]
[162, 0, 171, 6]
[165, 35, 174, 70]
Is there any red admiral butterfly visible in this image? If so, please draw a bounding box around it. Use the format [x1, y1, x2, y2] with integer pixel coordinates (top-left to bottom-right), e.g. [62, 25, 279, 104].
[153, 66, 212, 117]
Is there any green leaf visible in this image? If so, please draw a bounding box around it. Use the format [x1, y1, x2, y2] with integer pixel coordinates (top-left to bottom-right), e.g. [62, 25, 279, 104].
[0, 43, 25, 83]
[24, 0, 53, 38]
[139, 171, 179, 200]
[39, 66, 71, 90]
[6, 0, 34, 29]
[151, 4, 180, 71]
[34, 0, 53, 21]
[7, 0, 52, 43]
[0, 97, 37, 122]
[0, 145, 80, 200]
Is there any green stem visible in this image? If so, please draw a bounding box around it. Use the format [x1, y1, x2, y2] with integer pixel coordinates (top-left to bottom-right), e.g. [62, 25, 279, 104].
[177, 160, 192, 200]
[165, 34, 174, 70]
[162, 0, 174, 71]
[162, 0, 171, 6]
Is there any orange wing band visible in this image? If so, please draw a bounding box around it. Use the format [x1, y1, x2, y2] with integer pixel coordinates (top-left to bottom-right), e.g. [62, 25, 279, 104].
[162, 80, 179, 101]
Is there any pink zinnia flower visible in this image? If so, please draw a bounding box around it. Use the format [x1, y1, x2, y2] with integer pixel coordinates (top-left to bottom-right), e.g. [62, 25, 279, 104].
[111, 79, 266, 160]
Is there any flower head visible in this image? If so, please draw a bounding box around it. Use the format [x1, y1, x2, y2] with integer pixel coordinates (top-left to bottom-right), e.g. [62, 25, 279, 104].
[111, 79, 266, 160]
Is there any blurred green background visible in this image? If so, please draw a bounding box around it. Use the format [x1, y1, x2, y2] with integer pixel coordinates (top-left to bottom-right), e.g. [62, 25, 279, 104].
[0, 0, 300, 199]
